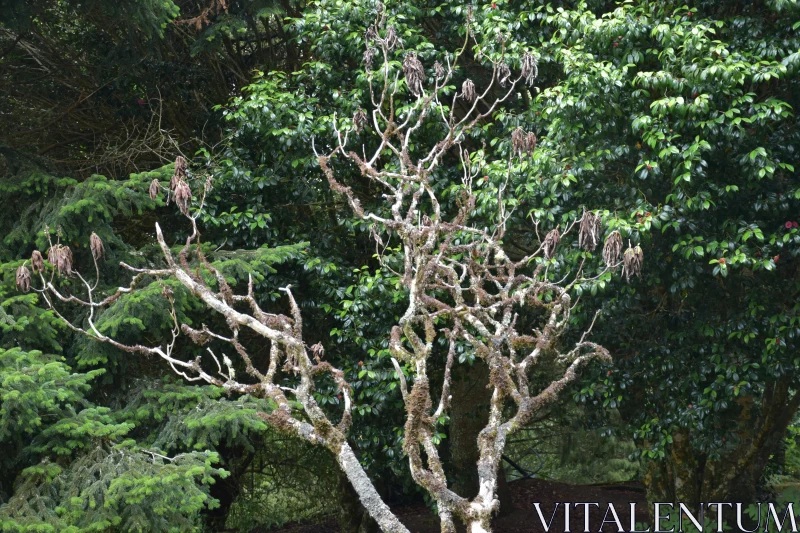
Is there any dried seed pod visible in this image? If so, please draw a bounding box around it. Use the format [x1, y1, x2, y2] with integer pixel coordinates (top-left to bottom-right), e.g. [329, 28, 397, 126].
[543, 228, 561, 259]
[521, 52, 538, 86]
[47, 244, 73, 277]
[363, 47, 375, 69]
[403, 52, 425, 97]
[90, 232, 104, 261]
[353, 108, 368, 133]
[461, 79, 476, 103]
[603, 230, 623, 268]
[434, 61, 445, 80]
[149, 178, 160, 200]
[511, 127, 527, 157]
[622, 242, 644, 283]
[526, 132, 537, 154]
[385, 26, 399, 50]
[16, 265, 31, 293]
[578, 211, 603, 252]
[174, 180, 192, 216]
[497, 62, 511, 87]
[31, 250, 44, 273]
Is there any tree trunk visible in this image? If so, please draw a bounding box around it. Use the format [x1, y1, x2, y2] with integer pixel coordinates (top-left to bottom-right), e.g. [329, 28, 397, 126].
[643, 379, 800, 510]
[204, 449, 256, 531]
[449, 363, 514, 516]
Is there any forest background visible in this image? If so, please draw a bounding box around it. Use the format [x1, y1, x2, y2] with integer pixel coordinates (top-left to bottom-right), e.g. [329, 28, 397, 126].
[0, 0, 799, 531]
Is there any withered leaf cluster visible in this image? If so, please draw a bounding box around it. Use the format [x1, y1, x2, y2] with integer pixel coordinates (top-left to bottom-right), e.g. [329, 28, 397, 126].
[403, 52, 425, 97]
[47, 244, 73, 277]
[434, 61, 445, 80]
[174, 180, 192, 216]
[497, 62, 512, 87]
[461, 79, 476, 103]
[171, 155, 188, 190]
[521, 52, 538, 86]
[16, 265, 31, 293]
[353, 108, 368, 133]
[90, 232, 104, 261]
[31, 250, 45, 273]
[511, 127, 536, 157]
[578, 211, 602, 251]
[149, 178, 160, 200]
[543, 228, 561, 259]
[623, 244, 644, 283]
[603, 230, 623, 268]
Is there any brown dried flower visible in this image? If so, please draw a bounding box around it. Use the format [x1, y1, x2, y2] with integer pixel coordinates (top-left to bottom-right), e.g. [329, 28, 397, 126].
[353, 108, 368, 133]
[47, 244, 73, 277]
[543, 228, 561, 259]
[461, 79, 476, 103]
[174, 180, 192, 216]
[365, 25, 378, 42]
[578, 211, 602, 251]
[31, 250, 44, 273]
[622, 242, 644, 282]
[149, 178, 160, 200]
[90, 232, 104, 261]
[521, 52, 538, 86]
[434, 61, 445, 80]
[403, 52, 425, 97]
[497, 62, 511, 87]
[16, 265, 31, 293]
[603, 230, 623, 268]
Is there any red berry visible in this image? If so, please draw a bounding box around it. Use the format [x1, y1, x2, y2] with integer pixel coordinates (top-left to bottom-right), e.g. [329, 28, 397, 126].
[786, 221, 793, 229]
[774, 255, 780, 262]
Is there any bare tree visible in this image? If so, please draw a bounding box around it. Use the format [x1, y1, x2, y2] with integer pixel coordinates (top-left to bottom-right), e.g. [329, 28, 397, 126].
[19, 11, 638, 533]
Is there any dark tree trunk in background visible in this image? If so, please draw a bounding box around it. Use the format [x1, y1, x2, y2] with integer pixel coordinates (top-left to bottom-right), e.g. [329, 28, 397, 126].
[644, 378, 800, 512]
[449, 363, 514, 515]
[338, 468, 380, 533]
[204, 449, 255, 531]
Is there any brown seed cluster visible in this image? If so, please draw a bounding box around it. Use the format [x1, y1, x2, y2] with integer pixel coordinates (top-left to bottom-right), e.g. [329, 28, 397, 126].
[461, 79, 476, 103]
[603, 231, 623, 268]
[622, 244, 644, 283]
[521, 52, 538, 86]
[16, 265, 31, 293]
[543, 228, 561, 259]
[90, 232, 104, 261]
[31, 250, 44, 273]
[511, 127, 536, 157]
[578, 211, 602, 251]
[403, 52, 425, 97]
[47, 244, 73, 277]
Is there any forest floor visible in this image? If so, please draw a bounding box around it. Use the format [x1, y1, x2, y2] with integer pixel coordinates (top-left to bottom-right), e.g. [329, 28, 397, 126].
[263, 478, 650, 533]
